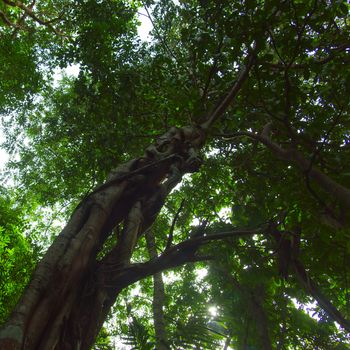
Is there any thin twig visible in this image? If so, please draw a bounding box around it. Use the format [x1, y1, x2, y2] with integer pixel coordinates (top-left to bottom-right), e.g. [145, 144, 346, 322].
[200, 43, 259, 130]
[2, 0, 65, 36]
[165, 199, 185, 250]
[267, 29, 286, 65]
[262, 43, 350, 70]
[141, 2, 185, 66]
[139, 0, 193, 91]
[201, 37, 224, 101]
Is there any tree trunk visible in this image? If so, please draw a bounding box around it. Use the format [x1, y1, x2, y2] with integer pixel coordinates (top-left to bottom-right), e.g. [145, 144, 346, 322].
[146, 230, 170, 350]
[216, 267, 273, 350]
[0, 45, 256, 350]
[0, 125, 206, 350]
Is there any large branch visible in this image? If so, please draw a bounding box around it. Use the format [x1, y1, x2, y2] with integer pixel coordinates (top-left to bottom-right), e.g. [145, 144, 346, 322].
[268, 224, 350, 333]
[218, 130, 350, 210]
[111, 228, 265, 288]
[0, 124, 207, 349]
[0, 34, 260, 349]
[292, 259, 350, 333]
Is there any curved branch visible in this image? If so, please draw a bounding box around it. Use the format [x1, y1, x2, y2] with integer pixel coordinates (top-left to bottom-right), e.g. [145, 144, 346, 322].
[201, 44, 259, 130]
[293, 259, 350, 332]
[112, 227, 265, 289]
[201, 37, 224, 101]
[0, 9, 19, 27]
[140, 0, 192, 82]
[261, 43, 350, 70]
[217, 130, 350, 210]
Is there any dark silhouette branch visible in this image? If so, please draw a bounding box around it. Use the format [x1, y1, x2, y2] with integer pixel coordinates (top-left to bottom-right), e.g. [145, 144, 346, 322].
[292, 259, 350, 333]
[268, 224, 350, 332]
[261, 43, 350, 70]
[111, 228, 264, 291]
[140, 0, 192, 84]
[201, 37, 224, 101]
[0, 9, 19, 27]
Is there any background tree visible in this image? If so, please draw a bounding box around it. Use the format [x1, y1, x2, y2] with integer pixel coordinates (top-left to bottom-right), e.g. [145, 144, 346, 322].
[0, 0, 350, 349]
[0, 188, 39, 326]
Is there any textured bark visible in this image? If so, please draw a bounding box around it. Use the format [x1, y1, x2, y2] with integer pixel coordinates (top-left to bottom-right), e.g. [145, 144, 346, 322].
[0, 125, 206, 350]
[146, 231, 170, 350]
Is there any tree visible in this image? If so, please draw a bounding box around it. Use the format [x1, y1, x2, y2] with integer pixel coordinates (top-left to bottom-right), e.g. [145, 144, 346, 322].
[0, 0, 350, 349]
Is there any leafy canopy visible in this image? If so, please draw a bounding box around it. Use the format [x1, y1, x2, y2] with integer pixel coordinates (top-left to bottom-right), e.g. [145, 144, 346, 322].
[1, 0, 350, 348]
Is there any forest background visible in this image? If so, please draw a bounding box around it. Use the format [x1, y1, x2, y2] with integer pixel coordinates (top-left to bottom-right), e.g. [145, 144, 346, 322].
[0, 0, 349, 349]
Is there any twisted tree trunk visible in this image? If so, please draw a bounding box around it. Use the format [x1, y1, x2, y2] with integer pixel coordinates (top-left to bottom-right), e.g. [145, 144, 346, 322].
[0, 125, 206, 350]
[0, 45, 257, 350]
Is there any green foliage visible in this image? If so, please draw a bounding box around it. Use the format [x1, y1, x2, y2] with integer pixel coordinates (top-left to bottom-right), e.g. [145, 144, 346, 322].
[0, 190, 37, 325]
[94, 327, 114, 350]
[122, 315, 155, 350]
[1, 0, 350, 348]
[0, 36, 42, 113]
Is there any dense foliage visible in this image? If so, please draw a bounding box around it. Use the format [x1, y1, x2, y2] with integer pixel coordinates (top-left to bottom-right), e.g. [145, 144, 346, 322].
[1, 0, 349, 348]
[0, 189, 38, 325]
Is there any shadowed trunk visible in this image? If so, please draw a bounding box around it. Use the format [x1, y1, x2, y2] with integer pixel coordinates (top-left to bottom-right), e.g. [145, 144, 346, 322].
[146, 230, 170, 350]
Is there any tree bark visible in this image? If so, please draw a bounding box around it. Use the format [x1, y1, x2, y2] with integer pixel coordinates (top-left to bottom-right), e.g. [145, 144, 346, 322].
[146, 230, 170, 350]
[0, 125, 206, 350]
